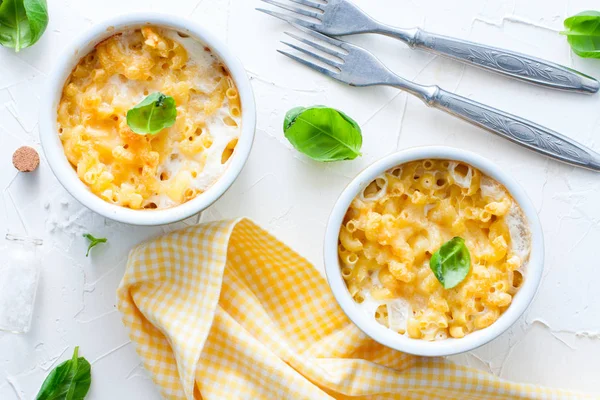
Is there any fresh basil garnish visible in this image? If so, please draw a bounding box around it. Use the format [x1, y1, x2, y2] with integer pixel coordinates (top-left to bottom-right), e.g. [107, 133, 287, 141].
[126, 92, 177, 135]
[0, 0, 49, 52]
[83, 233, 107, 257]
[283, 106, 362, 162]
[35, 346, 92, 400]
[562, 11, 600, 58]
[430, 237, 471, 289]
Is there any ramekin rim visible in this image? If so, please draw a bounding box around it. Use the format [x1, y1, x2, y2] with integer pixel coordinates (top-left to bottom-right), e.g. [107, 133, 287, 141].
[323, 146, 544, 356]
[39, 12, 256, 226]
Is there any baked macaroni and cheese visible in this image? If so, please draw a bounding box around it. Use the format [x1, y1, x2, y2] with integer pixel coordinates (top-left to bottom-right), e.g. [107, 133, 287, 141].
[57, 27, 241, 209]
[338, 160, 531, 340]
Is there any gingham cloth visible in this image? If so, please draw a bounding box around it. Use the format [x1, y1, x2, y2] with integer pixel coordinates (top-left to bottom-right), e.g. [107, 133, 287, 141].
[117, 218, 593, 400]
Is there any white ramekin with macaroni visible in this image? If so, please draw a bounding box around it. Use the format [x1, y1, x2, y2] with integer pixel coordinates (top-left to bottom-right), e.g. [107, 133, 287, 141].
[324, 147, 544, 356]
[41, 13, 255, 225]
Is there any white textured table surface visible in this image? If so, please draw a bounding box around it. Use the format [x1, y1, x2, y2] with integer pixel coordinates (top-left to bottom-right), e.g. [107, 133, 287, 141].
[2, 0, 600, 398]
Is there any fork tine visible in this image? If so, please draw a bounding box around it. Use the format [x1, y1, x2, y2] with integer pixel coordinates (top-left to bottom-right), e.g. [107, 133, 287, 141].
[284, 31, 345, 57]
[281, 41, 342, 67]
[277, 50, 340, 78]
[260, 0, 322, 19]
[256, 8, 320, 30]
[288, 0, 325, 9]
[291, 23, 346, 48]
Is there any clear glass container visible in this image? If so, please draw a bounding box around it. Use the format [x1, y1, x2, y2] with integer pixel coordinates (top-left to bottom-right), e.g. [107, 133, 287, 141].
[0, 234, 43, 333]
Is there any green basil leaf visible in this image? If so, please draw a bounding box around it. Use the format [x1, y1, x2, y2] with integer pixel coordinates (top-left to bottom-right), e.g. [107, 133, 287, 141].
[430, 237, 471, 289]
[36, 346, 92, 400]
[83, 233, 107, 257]
[562, 11, 600, 58]
[126, 92, 177, 135]
[283, 106, 306, 130]
[283, 106, 362, 162]
[0, 0, 48, 52]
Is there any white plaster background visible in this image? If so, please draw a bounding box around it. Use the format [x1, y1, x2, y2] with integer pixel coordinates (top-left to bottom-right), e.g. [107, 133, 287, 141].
[1, 0, 600, 398]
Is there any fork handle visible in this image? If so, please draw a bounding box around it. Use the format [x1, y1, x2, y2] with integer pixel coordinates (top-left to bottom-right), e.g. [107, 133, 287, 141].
[400, 29, 600, 94]
[427, 88, 600, 171]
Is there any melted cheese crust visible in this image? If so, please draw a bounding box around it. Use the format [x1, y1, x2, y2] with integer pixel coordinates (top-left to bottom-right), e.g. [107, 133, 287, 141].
[338, 160, 531, 340]
[57, 27, 241, 209]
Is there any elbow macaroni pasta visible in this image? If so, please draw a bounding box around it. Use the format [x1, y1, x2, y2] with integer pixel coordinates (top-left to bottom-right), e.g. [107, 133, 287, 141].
[338, 160, 531, 340]
[57, 27, 242, 209]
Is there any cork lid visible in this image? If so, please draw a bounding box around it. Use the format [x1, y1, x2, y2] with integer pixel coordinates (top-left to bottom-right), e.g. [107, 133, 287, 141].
[12, 146, 40, 172]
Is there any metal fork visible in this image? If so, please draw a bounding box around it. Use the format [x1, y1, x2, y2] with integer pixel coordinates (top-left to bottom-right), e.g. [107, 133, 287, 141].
[257, 0, 599, 94]
[277, 28, 600, 171]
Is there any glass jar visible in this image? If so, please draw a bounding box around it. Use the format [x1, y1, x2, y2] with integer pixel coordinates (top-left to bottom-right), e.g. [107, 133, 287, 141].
[0, 234, 43, 333]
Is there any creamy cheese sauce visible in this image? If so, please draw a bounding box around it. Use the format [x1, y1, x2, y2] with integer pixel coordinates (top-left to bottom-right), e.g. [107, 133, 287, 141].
[57, 26, 242, 209]
[148, 104, 240, 209]
[340, 160, 532, 340]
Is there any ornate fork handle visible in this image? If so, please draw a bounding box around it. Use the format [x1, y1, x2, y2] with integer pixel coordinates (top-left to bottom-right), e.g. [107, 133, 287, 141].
[426, 88, 600, 170]
[383, 27, 599, 94]
[274, 23, 600, 171]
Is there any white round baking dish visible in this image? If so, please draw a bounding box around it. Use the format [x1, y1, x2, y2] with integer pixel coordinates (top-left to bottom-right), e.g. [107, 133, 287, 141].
[40, 13, 255, 225]
[324, 146, 544, 356]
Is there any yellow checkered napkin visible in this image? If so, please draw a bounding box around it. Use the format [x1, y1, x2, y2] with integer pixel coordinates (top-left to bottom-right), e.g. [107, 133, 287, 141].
[117, 218, 593, 400]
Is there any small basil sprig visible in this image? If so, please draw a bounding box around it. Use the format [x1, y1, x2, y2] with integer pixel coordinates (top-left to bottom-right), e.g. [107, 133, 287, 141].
[0, 0, 49, 52]
[126, 92, 177, 135]
[283, 106, 362, 162]
[83, 233, 107, 257]
[430, 237, 471, 289]
[35, 346, 92, 400]
[562, 11, 600, 58]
